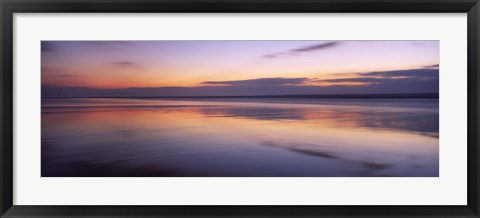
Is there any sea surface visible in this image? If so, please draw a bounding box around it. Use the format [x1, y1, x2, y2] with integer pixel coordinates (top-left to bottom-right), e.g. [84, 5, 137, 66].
[41, 97, 439, 177]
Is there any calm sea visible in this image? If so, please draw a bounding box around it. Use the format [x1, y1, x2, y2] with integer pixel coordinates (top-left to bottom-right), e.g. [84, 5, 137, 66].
[41, 97, 439, 177]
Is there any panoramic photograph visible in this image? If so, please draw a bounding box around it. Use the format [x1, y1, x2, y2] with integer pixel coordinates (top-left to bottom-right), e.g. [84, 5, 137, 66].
[41, 40, 439, 177]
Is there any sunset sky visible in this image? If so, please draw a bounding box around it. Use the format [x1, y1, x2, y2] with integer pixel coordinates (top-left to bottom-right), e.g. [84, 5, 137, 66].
[41, 41, 439, 97]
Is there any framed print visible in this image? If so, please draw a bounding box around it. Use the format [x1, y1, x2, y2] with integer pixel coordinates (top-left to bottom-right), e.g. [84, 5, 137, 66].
[1, 0, 479, 217]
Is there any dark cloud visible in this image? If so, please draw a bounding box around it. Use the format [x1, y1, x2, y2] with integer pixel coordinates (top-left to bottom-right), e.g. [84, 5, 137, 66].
[202, 77, 309, 86]
[41, 41, 57, 53]
[322, 77, 435, 85]
[322, 77, 385, 83]
[42, 79, 438, 98]
[290, 42, 341, 53]
[262, 42, 342, 59]
[111, 61, 141, 68]
[79, 41, 131, 45]
[359, 69, 439, 79]
[56, 74, 82, 78]
[76, 41, 134, 49]
[321, 69, 438, 84]
[262, 54, 279, 59]
[42, 67, 438, 98]
[41, 68, 82, 78]
[412, 41, 429, 46]
[423, 64, 439, 69]
[42, 41, 134, 54]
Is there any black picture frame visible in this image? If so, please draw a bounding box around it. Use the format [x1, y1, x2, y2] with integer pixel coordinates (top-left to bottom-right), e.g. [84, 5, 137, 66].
[1, 0, 479, 217]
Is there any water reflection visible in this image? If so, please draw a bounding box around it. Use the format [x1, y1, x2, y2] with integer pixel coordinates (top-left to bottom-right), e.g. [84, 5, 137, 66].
[42, 98, 439, 177]
[197, 106, 438, 135]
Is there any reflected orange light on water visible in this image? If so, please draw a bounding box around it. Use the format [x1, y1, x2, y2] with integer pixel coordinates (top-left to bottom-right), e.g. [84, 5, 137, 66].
[42, 98, 438, 177]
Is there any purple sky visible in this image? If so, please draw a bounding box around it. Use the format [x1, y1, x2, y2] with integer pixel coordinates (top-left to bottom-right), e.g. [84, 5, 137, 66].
[41, 40, 439, 97]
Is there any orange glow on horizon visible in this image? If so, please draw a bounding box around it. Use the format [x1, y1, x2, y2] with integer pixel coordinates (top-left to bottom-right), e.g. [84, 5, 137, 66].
[42, 41, 439, 90]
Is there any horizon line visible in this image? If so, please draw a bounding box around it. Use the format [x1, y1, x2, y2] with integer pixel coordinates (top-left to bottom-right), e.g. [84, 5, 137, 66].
[41, 92, 439, 99]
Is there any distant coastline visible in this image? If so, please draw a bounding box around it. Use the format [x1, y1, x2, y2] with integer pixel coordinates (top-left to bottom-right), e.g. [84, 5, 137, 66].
[42, 93, 439, 99]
